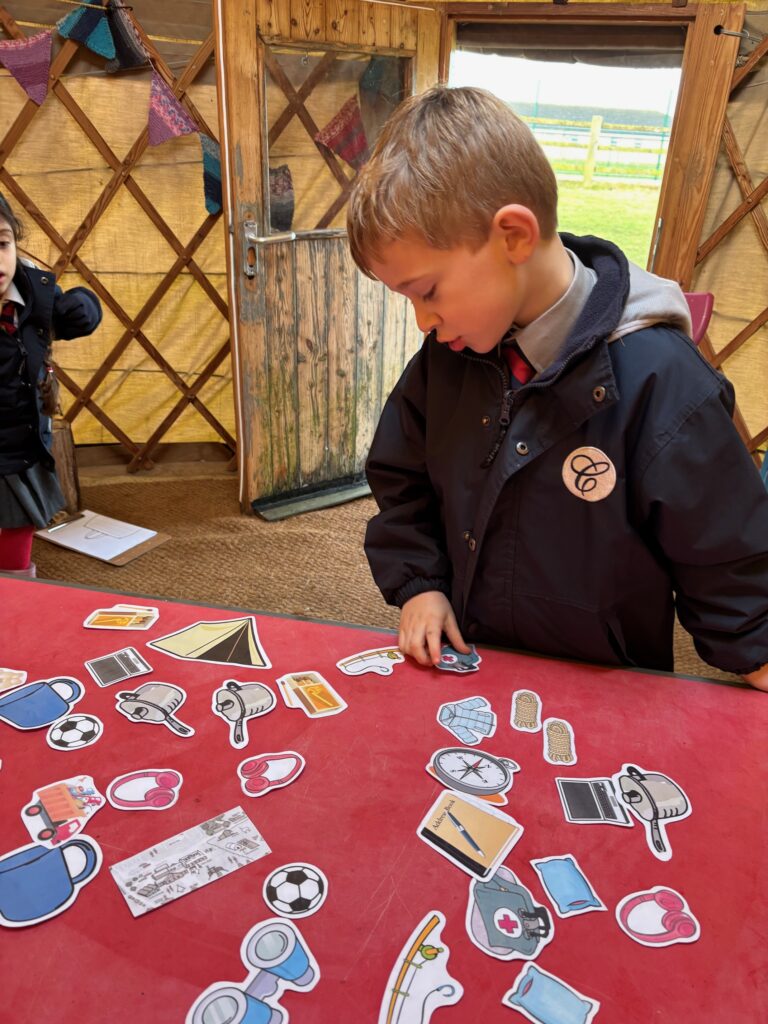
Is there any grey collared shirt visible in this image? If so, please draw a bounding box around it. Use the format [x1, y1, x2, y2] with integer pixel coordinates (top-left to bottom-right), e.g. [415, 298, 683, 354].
[512, 249, 597, 375]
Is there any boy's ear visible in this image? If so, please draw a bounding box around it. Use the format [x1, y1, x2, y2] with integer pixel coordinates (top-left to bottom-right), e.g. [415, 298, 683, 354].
[491, 205, 540, 264]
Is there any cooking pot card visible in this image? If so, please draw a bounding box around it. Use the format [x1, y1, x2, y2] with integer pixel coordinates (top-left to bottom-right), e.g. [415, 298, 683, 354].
[611, 763, 692, 862]
[277, 671, 347, 718]
[212, 680, 276, 749]
[114, 681, 195, 738]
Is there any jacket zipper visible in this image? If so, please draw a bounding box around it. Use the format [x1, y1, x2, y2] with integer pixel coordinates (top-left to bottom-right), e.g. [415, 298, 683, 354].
[462, 339, 601, 468]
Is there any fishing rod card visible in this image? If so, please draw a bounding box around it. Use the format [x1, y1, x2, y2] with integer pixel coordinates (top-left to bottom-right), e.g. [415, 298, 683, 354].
[417, 790, 524, 879]
[378, 910, 463, 1024]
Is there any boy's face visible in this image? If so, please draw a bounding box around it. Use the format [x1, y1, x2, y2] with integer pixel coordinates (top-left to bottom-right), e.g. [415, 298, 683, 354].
[368, 231, 525, 355]
[0, 219, 17, 297]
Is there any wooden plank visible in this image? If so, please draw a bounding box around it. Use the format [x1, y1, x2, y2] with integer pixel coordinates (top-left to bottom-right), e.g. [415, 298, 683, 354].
[327, 239, 357, 479]
[709, 304, 768, 369]
[381, 291, 408, 404]
[730, 33, 768, 93]
[650, 2, 745, 286]
[720, 118, 768, 254]
[354, 270, 385, 472]
[325, 0, 359, 46]
[215, 0, 272, 507]
[264, 242, 300, 491]
[416, 8, 442, 93]
[256, 0, 294, 39]
[392, 5, 418, 53]
[295, 238, 330, 485]
[373, 2, 392, 50]
[290, 0, 325, 42]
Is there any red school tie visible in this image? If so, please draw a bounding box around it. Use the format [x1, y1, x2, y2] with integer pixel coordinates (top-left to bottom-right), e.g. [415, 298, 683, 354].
[0, 300, 17, 336]
[503, 339, 535, 385]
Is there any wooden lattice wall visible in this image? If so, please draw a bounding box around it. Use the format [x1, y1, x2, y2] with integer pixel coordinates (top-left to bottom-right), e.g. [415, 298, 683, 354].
[0, 2, 233, 471]
[691, 28, 768, 463]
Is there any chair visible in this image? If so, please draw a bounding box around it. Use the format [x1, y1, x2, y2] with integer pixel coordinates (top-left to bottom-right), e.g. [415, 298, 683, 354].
[683, 292, 714, 346]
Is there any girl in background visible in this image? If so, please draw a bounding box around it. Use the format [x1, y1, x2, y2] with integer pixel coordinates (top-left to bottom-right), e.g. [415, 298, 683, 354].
[0, 192, 102, 578]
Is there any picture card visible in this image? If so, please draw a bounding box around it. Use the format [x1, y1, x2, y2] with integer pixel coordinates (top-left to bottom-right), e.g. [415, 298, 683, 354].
[84, 605, 159, 630]
[543, 717, 577, 765]
[612, 763, 692, 862]
[466, 864, 554, 962]
[277, 671, 347, 718]
[615, 886, 700, 947]
[186, 918, 320, 1024]
[109, 806, 270, 917]
[436, 643, 481, 673]
[511, 689, 542, 732]
[0, 667, 27, 694]
[502, 963, 600, 1024]
[336, 646, 404, 676]
[148, 617, 271, 669]
[21, 775, 105, 848]
[85, 647, 152, 687]
[418, 790, 524, 879]
[555, 777, 633, 827]
[378, 911, 463, 1024]
[530, 855, 606, 919]
[437, 695, 497, 746]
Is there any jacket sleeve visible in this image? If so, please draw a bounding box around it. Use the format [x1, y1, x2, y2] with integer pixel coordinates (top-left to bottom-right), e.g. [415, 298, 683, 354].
[638, 378, 768, 675]
[51, 285, 103, 340]
[365, 348, 452, 607]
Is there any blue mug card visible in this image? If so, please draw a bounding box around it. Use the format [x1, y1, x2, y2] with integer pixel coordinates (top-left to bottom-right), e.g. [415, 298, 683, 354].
[0, 677, 83, 730]
[0, 836, 102, 928]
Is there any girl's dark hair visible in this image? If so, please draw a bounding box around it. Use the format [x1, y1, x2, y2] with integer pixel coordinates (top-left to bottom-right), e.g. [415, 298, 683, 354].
[0, 192, 23, 242]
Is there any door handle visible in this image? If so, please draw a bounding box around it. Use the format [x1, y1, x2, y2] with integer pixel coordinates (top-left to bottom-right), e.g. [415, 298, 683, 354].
[241, 221, 296, 278]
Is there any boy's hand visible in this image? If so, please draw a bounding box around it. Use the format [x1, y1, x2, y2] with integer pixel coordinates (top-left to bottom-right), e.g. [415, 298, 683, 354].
[399, 591, 470, 667]
[742, 665, 768, 691]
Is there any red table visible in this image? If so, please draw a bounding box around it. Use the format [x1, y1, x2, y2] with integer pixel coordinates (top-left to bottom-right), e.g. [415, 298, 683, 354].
[1, 577, 766, 1023]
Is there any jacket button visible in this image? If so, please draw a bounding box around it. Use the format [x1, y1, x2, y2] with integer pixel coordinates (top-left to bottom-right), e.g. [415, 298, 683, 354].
[468, 537, 477, 552]
[37, 328, 44, 336]
[481, 414, 491, 427]
[593, 385, 607, 402]
[40, 276, 49, 285]
[516, 441, 529, 456]
[462, 530, 470, 541]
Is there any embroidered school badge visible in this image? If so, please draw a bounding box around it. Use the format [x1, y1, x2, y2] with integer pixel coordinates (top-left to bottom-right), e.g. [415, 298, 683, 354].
[562, 447, 616, 502]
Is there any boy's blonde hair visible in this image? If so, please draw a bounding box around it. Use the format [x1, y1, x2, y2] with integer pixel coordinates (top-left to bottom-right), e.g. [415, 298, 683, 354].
[347, 86, 558, 275]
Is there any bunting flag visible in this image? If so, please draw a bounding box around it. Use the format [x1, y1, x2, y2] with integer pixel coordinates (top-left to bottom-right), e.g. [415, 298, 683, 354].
[200, 134, 222, 215]
[269, 164, 294, 232]
[148, 71, 198, 146]
[57, 2, 116, 61]
[314, 95, 370, 171]
[0, 30, 53, 106]
[105, 0, 148, 73]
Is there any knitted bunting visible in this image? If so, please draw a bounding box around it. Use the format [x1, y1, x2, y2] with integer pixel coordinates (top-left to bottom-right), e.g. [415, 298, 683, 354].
[269, 164, 294, 232]
[57, 2, 116, 61]
[200, 134, 222, 215]
[105, 0, 148, 73]
[0, 30, 53, 106]
[148, 72, 198, 146]
[314, 95, 370, 171]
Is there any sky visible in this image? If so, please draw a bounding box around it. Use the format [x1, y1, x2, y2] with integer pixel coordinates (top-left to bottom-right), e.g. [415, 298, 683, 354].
[449, 52, 681, 115]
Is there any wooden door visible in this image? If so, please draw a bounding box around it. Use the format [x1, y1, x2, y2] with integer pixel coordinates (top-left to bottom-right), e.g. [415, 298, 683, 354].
[214, 0, 441, 512]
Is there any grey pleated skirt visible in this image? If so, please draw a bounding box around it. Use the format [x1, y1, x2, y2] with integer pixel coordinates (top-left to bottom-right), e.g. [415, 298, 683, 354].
[0, 463, 65, 529]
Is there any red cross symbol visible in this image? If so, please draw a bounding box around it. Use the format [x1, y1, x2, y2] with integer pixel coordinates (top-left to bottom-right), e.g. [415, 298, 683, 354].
[497, 912, 520, 935]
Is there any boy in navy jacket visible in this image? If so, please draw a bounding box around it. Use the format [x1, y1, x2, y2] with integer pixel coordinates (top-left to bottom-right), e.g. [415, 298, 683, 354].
[347, 86, 768, 690]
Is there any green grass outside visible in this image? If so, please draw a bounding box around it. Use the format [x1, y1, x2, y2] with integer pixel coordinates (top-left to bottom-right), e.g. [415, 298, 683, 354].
[556, 180, 661, 267]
